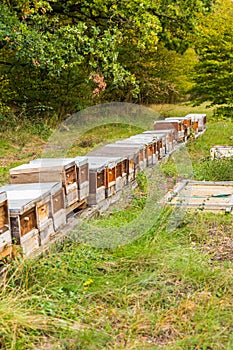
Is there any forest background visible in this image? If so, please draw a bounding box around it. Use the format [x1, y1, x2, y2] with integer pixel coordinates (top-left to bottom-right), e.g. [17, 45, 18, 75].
[0, 0, 232, 124]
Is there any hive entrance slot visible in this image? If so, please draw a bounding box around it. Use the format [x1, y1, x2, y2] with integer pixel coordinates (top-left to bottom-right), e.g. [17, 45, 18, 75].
[80, 164, 89, 183]
[52, 189, 64, 213]
[0, 201, 9, 234]
[116, 164, 122, 178]
[97, 171, 105, 188]
[65, 166, 77, 186]
[20, 208, 37, 236]
[107, 168, 116, 184]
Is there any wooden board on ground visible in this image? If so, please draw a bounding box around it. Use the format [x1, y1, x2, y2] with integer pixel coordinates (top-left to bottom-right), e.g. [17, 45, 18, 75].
[210, 146, 233, 159]
[165, 180, 233, 214]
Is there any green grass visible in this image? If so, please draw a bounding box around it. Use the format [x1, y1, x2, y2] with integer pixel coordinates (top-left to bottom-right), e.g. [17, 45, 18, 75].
[187, 121, 233, 181]
[67, 123, 143, 157]
[149, 101, 216, 119]
[2, 207, 232, 349]
[1, 103, 233, 349]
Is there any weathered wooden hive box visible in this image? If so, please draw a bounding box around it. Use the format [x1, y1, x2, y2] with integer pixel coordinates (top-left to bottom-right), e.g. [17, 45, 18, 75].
[154, 120, 184, 142]
[10, 159, 78, 214]
[2, 191, 40, 256]
[88, 144, 141, 182]
[128, 135, 158, 165]
[85, 158, 107, 205]
[165, 116, 192, 139]
[186, 114, 207, 132]
[87, 156, 126, 200]
[86, 151, 127, 191]
[2, 183, 66, 247]
[31, 157, 89, 203]
[210, 146, 233, 160]
[0, 191, 12, 259]
[140, 132, 167, 158]
[73, 156, 89, 201]
[113, 142, 146, 171]
[114, 156, 128, 191]
[165, 180, 233, 214]
[143, 130, 176, 154]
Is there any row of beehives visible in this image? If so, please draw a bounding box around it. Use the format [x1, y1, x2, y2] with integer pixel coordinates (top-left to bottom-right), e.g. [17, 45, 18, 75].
[0, 113, 207, 259]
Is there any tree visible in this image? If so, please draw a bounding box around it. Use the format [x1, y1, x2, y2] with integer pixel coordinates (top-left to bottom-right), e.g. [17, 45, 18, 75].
[0, 0, 215, 117]
[191, 0, 233, 115]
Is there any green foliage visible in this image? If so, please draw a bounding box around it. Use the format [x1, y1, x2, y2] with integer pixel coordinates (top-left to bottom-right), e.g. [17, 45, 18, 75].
[0, 0, 216, 117]
[191, 0, 233, 112]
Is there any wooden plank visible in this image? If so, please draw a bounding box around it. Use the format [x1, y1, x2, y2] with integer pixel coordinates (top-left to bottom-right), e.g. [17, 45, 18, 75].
[166, 180, 233, 213]
[66, 198, 87, 215]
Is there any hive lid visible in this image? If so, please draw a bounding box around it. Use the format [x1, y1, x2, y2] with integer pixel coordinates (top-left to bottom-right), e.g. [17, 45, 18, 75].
[154, 120, 180, 124]
[10, 163, 67, 176]
[86, 156, 120, 170]
[123, 136, 154, 145]
[1, 182, 61, 197]
[131, 134, 163, 142]
[88, 145, 139, 158]
[108, 142, 144, 150]
[29, 158, 76, 169]
[32, 157, 88, 167]
[142, 131, 168, 139]
[185, 114, 206, 121]
[5, 195, 36, 214]
[143, 129, 175, 134]
[73, 156, 88, 167]
[157, 119, 182, 123]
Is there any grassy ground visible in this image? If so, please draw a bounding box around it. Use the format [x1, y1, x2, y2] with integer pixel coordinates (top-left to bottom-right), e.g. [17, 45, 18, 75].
[0, 103, 233, 349]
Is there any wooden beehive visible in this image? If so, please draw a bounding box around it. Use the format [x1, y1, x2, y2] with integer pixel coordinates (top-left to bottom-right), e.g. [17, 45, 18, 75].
[0, 191, 12, 260]
[115, 157, 128, 191]
[165, 117, 191, 140]
[154, 120, 185, 142]
[2, 182, 66, 247]
[185, 114, 207, 132]
[135, 133, 165, 160]
[114, 141, 147, 170]
[127, 135, 157, 166]
[73, 156, 89, 201]
[144, 133, 166, 158]
[87, 153, 127, 192]
[86, 158, 107, 205]
[89, 144, 141, 181]
[2, 192, 40, 256]
[11, 159, 78, 214]
[145, 129, 177, 152]
[31, 157, 89, 206]
[142, 130, 175, 155]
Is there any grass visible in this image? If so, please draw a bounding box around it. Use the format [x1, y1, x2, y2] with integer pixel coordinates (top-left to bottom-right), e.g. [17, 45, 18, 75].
[149, 101, 216, 119]
[0, 102, 233, 349]
[2, 208, 232, 349]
